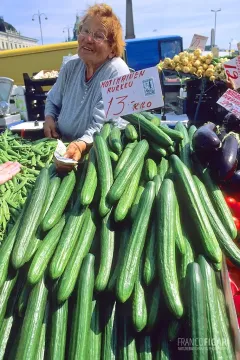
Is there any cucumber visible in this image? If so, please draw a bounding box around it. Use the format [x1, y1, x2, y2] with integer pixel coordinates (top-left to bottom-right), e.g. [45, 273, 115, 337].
[100, 122, 112, 141]
[114, 142, 137, 179]
[188, 124, 197, 152]
[116, 181, 155, 303]
[138, 334, 152, 360]
[156, 178, 183, 319]
[0, 270, 18, 325]
[200, 166, 237, 239]
[149, 141, 167, 158]
[144, 159, 157, 181]
[141, 111, 156, 121]
[109, 151, 119, 162]
[0, 306, 15, 360]
[15, 276, 48, 360]
[89, 299, 102, 360]
[179, 231, 195, 285]
[12, 168, 49, 269]
[123, 113, 173, 148]
[68, 254, 95, 360]
[119, 314, 137, 360]
[49, 300, 68, 360]
[36, 302, 48, 360]
[28, 216, 66, 285]
[80, 147, 98, 206]
[42, 170, 76, 232]
[132, 258, 147, 332]
[108, 139, 149, 204]
[130, 181, 145, 221]
[57, 208, 96, 302]
[94, 133, 113, 217]
[185, 262, 208, 360]
[175, 121, 192, 171]
[168, 319, 181, 342]
[114, 161, 144, 222]
[198, 255, 225, 360]
[155, 335, 170, 360]
[146, 284, 161, 331]
[109, 126, 123, 154]
[125, 124, 138, 141]
[95, 210, 115, 292]
[49, 201, 86, 279]
[159, 124, 183, 142]
[40, 175, 61, 222]
[143, 219, 156, 286]
[153, 174, 162, 195]
[194, 175, 240, 266]
[107, 227, 129, 293]
[17, 282, 31, 318]
[24, 233, 42, 264]
[170, 155, 222, 264]
[101, 299, 118, 360]
[175, 202, 186, 255]
[150, 116, 161, 127]
[157, 157, 169, 181]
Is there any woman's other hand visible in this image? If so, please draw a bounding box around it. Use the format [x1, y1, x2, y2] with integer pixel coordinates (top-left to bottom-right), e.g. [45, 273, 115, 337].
[44, 116, 60, 138]
[54, 141, 87, 173]
[0, 162, 21, 185]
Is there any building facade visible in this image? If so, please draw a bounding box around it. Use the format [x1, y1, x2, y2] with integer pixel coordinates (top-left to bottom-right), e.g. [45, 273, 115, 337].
[0, 17, 38, 51]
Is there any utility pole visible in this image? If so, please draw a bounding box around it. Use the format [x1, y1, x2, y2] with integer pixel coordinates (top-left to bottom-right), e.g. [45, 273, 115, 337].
[63, 26, 73, 42]
[211, 8, 221, 47]
[125, 0, 135, 39]
[32, 10, 48, 45]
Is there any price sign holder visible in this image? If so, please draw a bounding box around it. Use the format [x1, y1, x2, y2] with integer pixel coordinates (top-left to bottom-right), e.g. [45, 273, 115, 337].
[100, 67, 164, 120]
[223, 56, 240, 90]
[189, 34, 208, 51]
[217, 89, 240, 119]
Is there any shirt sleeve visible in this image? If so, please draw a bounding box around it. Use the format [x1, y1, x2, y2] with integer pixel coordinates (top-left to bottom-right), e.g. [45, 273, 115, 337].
[44, 64, 68, 120]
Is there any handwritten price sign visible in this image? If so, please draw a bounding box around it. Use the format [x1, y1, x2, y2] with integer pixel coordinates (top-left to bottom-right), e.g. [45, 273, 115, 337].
[217, 89, 240, 119]
[223, 56, 240, 90]
[189, 34, 208, 51]
[100, 67, 164, 120]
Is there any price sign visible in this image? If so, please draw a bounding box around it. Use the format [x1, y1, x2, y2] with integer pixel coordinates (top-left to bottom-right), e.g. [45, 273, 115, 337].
[223, 56, 240, 90]
[217, 89, 240, 119]
[189, 34, 208, 51]
[100, 67, 164, 120]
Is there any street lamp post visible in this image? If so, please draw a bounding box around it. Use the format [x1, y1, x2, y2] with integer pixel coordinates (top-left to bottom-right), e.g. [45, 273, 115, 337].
[63, 26, 73, 42]
[32, 10, 48, 45]
[211, 8, 221, 47]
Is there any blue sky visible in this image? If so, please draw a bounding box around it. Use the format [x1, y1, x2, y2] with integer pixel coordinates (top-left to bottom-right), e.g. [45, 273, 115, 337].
[1, 0, 239, 50]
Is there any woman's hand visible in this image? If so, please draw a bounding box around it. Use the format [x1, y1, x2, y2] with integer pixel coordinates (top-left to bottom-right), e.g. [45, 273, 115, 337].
[44, 116, 60, 138]
[0, 162, 21, 185]
[55, 141, 88, 173]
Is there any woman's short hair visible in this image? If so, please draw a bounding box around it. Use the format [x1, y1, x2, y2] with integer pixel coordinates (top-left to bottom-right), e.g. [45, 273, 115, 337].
[79, 3, 125, 57]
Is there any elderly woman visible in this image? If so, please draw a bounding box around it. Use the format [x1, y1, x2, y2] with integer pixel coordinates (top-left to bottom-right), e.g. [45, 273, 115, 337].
[44, 4, 129, 165]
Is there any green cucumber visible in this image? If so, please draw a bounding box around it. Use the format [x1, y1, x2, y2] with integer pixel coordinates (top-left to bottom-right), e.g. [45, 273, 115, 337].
[0, 270, 18, 325]
[100, 123, 112, 141]
[108, 139, 149, 204]
[141, 111, 156, 121]
[24, 234, 42, 264]
[114, 142, 137, 179]
[114, 161, 144, 222]
[159, 124, 183, 142]
[194, 175, 240, 266]
[42, 170, 76, 231]
[40, 175, 61, 222]
[144, 159, 157, 181]
[175, 202, 186, 255]
[119, 314, 137, 360]
[175, 121, 192, 170]
[36, 302, 49, 360]
[94, 133, 113, 217]
[95, 210, 115, 292]
[12, 168, 49, 269]
[80, 147, 98, 206]
[150, 116, 161, 126]
[28, 216, 66, 285]
[200, 166, 237, 239]
[138, 334, 152, 360]
[89, 299, 102, 360]
[123, 113, 173, 148]
[116, 181, 155, 303]
[146, 284, 161, 331]
[168, 319, 181, 342]
[132, 258, 147, 332]
[49, 300, 68, 360]
[130, 181, 145, 221]
[0, 304, 15, 360]
[69, 254, 95, 360]
[185, 262, 208, 360]
[49, 201, 86, 279]
[155, 335, 170, 360]
[157, 157, 169, 181]
[57, 208, 96, 302]
[179, 231, 195, 285]
[143, 219, 156, 286]
[15, 276, 48, 360]
[188, 124, 197, 152]
[157, 178, 183, 319]
[149, 141, 167, 158]
[101, 299, 118, 360]
[109, 126, 123, 154]
[153, 174, 162, 195]
[170, 155, 222, 264]
[17, 282, 31, 318]
[109, 151, 119, 162]
[198, 255, 225, 360]
[125, 124, 138, 141]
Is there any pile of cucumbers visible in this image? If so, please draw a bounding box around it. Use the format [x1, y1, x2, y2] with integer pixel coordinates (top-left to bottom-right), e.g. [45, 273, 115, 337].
[0, 114, 237, 359]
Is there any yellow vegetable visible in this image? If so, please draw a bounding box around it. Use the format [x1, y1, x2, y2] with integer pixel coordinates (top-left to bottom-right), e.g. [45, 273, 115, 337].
[173, 55, 180, 63]
[210, 75, 216, 82]
[205, 68, 214, 77]
[175, 66, 182, 72]
[194, 60, 201, 68]
[206, 53, 213, 59]
[190, 66, 197, 74]
[181, 57, 189, 66]
[203, 64, 208, 70]
[183, 66, 190, 73]
[205, 59, 212, 65]
[197, 69, 203, 77]
[194, 49, 202, 57]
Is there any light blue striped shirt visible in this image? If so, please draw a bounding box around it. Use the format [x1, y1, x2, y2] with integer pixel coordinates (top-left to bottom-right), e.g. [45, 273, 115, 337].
[45, 56, 130, 143]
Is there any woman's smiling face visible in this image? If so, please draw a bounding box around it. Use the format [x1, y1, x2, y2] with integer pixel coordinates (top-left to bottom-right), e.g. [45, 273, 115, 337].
[78, 17, 114, 68]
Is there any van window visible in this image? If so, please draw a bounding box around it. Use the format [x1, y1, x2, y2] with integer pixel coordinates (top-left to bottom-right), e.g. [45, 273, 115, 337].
[160, 40, 182, 59]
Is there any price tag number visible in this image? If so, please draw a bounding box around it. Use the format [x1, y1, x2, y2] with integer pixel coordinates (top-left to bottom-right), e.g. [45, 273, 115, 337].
[224, 64, 239, 80]
[106, 95, 153, 118]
